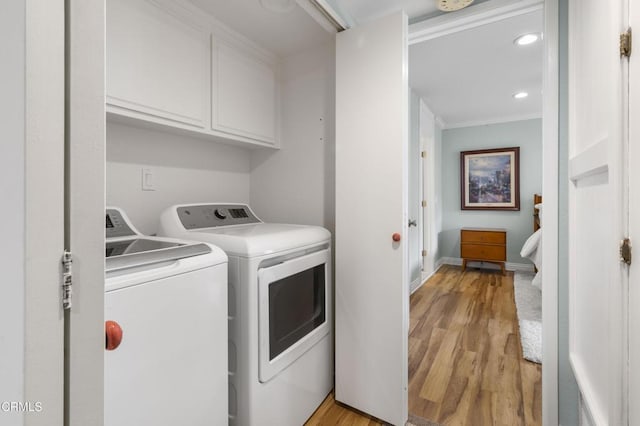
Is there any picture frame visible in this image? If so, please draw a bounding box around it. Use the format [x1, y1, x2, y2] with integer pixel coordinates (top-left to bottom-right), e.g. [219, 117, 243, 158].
[460, 147, 520, 210]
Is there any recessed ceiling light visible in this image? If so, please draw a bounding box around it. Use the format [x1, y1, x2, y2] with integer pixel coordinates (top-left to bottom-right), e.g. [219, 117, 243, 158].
[513, 92, 529, 99]
[437, 0, 474, 12]
[514, 33, 539, 46]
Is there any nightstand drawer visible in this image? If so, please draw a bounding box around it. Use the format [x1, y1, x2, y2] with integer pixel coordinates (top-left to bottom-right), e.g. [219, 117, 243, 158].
[461, 244, 506, 261]
[460, 230, 506, 244]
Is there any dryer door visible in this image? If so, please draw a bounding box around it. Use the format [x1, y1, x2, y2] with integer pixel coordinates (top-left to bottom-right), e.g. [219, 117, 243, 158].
[258, 249, 331, 383]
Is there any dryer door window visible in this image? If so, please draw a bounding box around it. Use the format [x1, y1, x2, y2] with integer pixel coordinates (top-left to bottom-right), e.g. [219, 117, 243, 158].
[268, 264, 326, 360]
[258, 249, 331, 383]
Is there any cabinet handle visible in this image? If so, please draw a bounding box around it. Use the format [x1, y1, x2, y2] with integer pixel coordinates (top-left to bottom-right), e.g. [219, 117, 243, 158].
[392, 233, 401, 242]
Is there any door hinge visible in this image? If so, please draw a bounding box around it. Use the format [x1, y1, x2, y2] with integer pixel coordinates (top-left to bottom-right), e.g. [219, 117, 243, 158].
[620, 238, 632, 265]
[62, 250, 73, 310]
[421, 151, 427, 158]
[422, 200, 427, 208]
[421, 250, 427, 257]
[620, 28, 632, 58]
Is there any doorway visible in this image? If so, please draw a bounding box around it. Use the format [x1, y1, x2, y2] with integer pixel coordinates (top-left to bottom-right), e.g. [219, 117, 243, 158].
[407, 2, 548, 424]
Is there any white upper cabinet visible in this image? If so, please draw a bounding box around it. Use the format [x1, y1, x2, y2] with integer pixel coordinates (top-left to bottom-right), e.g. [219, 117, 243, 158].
[213, 41, 277, 144]
[106, 0, 280, 148]
[106, 0, 209, 128]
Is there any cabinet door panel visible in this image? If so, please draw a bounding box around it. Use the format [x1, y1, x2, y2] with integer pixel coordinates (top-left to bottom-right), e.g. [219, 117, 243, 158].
[461, 244, 506, 261]
[214, 42, 276, 143]
[106, 0, 208, 127]
[461, 230, 506, 244]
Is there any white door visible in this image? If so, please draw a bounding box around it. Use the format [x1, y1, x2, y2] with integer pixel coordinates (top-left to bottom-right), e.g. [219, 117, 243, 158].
[409, 92, 423, 292]
[335, 11, 409, 426]
[65, 0, 106, 424]
[420, 101, 436, 277]
[567, 0, 628, 424]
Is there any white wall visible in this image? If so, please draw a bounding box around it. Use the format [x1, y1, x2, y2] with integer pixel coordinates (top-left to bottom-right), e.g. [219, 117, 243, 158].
[250, 42, 335, 231]
[0, 2, 26, 424]
[106, 122, 252, 235]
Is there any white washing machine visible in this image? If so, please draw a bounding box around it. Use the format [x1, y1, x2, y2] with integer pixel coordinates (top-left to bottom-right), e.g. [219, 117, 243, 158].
[104, 207, 228, 426]
[158, 203, 333, 426]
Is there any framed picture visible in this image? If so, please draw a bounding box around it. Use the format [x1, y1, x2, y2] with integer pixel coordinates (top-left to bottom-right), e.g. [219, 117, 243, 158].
[460, 147, 520, 210]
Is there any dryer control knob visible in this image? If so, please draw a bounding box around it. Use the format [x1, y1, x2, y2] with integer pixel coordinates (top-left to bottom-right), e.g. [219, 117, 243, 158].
[105, 320, 123, 351]
[214, 209, 227, 220]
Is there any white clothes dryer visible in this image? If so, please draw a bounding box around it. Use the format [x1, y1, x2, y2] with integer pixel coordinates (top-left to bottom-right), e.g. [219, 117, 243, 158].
[104, 207, 228, 426]
[158, 203, 333, 426]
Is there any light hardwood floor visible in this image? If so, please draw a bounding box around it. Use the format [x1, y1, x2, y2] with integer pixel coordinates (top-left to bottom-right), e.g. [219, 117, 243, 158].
[408, 265, 541, 425]
[306, 265, 542, 426]
[305, 393, 382, 426]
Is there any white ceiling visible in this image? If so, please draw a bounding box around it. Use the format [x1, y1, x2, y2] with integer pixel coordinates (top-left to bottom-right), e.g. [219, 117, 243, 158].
[409, 9, 543, 127]
[188, 0, 332, 58]
[187, 0, 543, 128]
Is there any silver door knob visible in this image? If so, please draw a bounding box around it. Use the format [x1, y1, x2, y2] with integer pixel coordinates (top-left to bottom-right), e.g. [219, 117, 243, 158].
[408, 219, 417, 227]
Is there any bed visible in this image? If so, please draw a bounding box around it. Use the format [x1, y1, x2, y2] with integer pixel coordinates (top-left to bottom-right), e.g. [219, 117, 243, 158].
[521, 194, 542, 289]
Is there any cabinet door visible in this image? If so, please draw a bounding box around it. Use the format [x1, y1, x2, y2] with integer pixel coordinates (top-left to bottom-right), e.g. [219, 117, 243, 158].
[213, 41, 277, 144]
[106, 0, 208, 127]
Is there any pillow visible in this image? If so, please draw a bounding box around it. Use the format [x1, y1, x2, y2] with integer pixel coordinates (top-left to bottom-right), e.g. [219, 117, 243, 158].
[521, 228, 541, 258]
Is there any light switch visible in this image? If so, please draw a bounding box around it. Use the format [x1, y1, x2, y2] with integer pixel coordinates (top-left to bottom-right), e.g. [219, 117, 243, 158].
[142, 168, 155, 191]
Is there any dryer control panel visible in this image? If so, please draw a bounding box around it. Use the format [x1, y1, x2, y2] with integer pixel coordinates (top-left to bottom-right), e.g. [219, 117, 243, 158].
[106, 208, 136, 238]
[177, 204, 261, 229]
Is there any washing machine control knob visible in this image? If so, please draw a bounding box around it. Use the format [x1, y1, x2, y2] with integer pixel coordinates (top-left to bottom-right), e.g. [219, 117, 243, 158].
[214, 209, 227, 220]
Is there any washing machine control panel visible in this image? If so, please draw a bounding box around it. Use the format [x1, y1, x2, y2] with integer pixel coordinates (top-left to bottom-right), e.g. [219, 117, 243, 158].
[177, 204, 261, 229]
[106, 208, 136, 238]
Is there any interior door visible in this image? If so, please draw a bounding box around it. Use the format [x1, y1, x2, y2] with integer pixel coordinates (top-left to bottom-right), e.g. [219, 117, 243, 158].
[335, 11, 409, 426]
[409, 92, 423, 291]
[567, 0, 628, 424]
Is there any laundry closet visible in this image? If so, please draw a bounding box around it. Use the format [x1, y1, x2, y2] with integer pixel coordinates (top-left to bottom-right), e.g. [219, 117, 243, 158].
[105, 0, 336, 235]
[101, 0, 342, 424]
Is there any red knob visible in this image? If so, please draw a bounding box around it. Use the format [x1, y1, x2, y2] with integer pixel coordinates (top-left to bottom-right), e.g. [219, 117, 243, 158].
[392, 233, 401, 242]
[105, 320, 123, 351]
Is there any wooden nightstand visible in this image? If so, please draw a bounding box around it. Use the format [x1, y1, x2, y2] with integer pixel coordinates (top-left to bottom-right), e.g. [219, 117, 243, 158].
[460, 228, 507, 274]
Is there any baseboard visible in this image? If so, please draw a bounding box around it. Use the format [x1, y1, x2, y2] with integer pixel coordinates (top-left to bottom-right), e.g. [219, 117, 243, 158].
[439, 257, 463, 266]
[411, 266, 441, 295]
[438, 257, 535, 273]
[507, 262, 536, 273]
[410, 277, 422, 294]
[434, 257, 447, 270]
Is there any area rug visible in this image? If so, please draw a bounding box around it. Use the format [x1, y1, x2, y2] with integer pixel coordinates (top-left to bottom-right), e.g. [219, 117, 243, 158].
[513, 271, 542, 364]
[405, 413, 443, 426]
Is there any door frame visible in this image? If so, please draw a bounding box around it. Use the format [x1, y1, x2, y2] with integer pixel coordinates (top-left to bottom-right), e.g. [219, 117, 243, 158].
[2, 1, 66, 425]
[409, 0, 559, 424]
[65, 0, 106, 425]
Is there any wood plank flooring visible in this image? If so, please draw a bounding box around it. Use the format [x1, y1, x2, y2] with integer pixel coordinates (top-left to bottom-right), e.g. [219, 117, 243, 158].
[306, 265, 541, 426]
[408, 265, 541, 426]
[305, 393, 383, 426]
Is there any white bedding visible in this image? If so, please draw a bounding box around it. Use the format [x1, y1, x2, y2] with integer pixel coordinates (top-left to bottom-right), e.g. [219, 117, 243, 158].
[521, 228, 542, 289]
